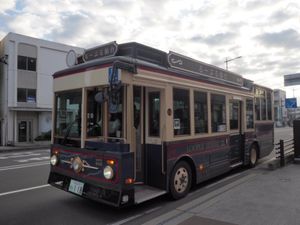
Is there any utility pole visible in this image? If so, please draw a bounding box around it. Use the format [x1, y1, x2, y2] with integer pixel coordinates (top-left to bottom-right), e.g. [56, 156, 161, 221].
[225, 56, 242, 70]
[0, 54, 8, 146]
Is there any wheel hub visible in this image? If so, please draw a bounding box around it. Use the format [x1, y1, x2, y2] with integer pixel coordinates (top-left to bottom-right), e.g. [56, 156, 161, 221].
[174, 167, 188, 193]
[250, 148, 257, 164]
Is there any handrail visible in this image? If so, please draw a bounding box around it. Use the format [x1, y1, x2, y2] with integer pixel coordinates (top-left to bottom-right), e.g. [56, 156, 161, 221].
[275, 139, 295, 167]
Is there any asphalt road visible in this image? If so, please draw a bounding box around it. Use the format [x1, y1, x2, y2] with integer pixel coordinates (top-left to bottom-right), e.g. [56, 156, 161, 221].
[0, 127, 293, 225]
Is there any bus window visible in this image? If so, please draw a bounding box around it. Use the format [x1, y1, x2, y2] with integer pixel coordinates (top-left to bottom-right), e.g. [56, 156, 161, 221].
[261, 98, 266, 120]
[267, 91, 272, 120]
[255, 97, 260, 121]
[55, 90, 82, 138]
[108, 87, 123, 139]
[246, 99, 254, 129]
[173, 88, 190, 135]
[149, 92, 160, 137]
[86, 89, 103, 137]
[229, 100, 239, 130]
[255, 88, 269, 121]
[211, 94, 226, 132]
[194, 91, 208, 134]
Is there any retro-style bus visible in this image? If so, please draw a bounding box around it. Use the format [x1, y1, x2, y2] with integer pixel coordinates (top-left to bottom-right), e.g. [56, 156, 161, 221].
[48, 42, 274, 207]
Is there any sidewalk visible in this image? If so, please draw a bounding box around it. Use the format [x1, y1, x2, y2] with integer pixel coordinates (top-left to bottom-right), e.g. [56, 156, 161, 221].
[0, 142, 50, 152]
[143, 163, 300, 225]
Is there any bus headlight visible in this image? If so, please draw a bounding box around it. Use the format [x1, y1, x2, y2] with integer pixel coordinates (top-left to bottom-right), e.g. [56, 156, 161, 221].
[72, 157, 83, 173]
[50, 155, 58, 166]
[103, 166, 114, 180]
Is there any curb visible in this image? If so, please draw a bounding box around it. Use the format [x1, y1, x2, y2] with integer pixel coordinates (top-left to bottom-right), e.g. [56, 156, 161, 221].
[267, 154, 294, 170]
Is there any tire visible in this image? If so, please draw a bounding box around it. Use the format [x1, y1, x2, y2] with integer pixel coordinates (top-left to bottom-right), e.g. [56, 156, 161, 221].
[169, 161, 192, 200]
[249, 144, 258, 168]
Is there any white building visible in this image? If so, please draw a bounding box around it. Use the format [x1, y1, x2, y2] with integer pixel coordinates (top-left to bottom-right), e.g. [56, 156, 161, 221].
[0, 32, 83, 146]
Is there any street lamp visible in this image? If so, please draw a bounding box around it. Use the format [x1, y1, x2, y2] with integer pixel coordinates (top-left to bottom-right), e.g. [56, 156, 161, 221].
[225, 56, 242, 70]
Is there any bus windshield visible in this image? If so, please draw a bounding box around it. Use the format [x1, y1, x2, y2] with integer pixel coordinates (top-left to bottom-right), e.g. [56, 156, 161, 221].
[55, 90, 82, 139]
[54, 86, 125, 146]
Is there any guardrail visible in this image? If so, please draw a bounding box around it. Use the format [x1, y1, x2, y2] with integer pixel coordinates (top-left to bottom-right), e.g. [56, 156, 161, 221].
[275, 139, 294, 167]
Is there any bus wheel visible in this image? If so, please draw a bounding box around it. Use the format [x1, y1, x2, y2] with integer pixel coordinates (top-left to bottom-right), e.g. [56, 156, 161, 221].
[249, 145, 258, 168]
[170, 161, 192, 200]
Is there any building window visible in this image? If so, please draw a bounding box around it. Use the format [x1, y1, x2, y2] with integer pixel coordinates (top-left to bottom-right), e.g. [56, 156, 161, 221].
[194, 91, 208, 134]
[211, 94, 226, 132]
[173, 88, 190, 135]
[17, 88, 26, 102]
[18, 56, 36, 71]
[27, 57, 37, 71]
[17, 88, 36, 103]
[18, 56, 27, 70]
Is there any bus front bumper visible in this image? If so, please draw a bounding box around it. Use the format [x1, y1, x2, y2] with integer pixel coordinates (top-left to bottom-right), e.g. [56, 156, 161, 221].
[48, 171, 134, 207]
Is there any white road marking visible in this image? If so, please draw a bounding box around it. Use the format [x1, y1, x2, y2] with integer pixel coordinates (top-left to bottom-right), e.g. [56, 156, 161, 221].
[0, 161, 49, 171]
[16, 156, 49, 163]
[0, 153, 42, 160]
[109, 214, 143, 225]
[109, 206, 162, 225]
[0, 184, 50, 197]
[0, 150, 50, 160]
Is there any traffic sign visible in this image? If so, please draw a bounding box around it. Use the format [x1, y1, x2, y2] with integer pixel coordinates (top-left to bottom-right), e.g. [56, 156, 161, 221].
[285, 98, 297, 108]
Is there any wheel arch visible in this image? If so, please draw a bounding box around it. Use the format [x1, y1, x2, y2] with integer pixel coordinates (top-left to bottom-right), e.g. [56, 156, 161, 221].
[251, 141, 260, 159]
[173, 155, 197, 187]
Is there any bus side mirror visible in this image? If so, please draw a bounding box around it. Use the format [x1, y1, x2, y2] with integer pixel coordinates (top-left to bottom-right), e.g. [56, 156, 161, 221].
[95, 91, 107, 103]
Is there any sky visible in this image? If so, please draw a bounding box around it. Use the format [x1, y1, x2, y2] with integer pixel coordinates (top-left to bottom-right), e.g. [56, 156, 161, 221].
[0, 0, 300, 97]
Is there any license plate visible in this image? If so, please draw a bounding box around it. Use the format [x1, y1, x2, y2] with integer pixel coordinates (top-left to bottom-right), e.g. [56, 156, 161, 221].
[68, 179, 84, 195]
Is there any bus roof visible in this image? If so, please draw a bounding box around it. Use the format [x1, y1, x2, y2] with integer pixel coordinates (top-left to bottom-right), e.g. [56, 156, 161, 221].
[53, 42, 254, 90]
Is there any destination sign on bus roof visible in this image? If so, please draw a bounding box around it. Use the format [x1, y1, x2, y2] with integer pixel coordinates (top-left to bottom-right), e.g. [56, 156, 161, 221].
[83, 41, 118, 62]
[167, 51, 244, 86]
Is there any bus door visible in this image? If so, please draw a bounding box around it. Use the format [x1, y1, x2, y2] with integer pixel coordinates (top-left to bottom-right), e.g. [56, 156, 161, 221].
[133, 86, 167, 203]
[144, 87, 165, 189]
[133, 86, 165, 186]
[133, 86, 144, 182]
[229, 99, 244, 165]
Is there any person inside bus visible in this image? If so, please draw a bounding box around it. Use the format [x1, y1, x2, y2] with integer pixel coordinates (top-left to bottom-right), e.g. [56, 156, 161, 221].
[109, 113, 121, 138]
[134, 104, 140, 129]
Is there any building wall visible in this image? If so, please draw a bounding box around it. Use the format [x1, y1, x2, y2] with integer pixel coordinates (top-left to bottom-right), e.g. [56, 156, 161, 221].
[37, 47, 74, 108]
[0, 32, 84, 145]
[38, 112, 52, 133]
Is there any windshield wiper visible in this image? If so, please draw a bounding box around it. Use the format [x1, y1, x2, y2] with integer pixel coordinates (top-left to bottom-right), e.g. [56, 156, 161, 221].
[62, 120, 77, 146]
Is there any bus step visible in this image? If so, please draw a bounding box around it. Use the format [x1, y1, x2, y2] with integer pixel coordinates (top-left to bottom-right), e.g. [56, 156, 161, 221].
[230, 161, 243, 168]
[134, 185, 167, 204]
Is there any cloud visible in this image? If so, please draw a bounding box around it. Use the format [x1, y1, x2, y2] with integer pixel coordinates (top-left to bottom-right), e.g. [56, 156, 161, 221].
[190, 32, 237, 46]
[243, 0, 274, 10]
[256, 29, 300, 49]
[269, 10, 292, 23]
[0, 0, 15, 14]
[0, 0, 300, 90]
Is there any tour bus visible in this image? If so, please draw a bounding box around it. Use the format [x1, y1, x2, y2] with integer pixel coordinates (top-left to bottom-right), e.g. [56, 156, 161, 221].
[48, 42, 274, 207]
